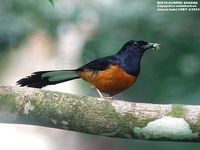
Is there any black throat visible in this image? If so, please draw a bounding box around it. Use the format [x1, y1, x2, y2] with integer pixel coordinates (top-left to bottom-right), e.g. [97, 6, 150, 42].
[115, 50, 144, 77]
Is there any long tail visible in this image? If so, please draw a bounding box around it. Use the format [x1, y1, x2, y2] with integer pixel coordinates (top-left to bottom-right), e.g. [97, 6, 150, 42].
[17, 70, 80, 88]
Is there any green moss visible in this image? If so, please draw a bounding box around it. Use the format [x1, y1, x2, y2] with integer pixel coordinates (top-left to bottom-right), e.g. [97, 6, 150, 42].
[168, 104, 186, 118]
[189, 114, 200, 133]
[117, 113, 156, 138]
[0, 95, 17, 112]
[121, 113, 154, 128]
[70, 98, 120, 135]
[24, 94, 88, 128]
[28, 97, 65, 126]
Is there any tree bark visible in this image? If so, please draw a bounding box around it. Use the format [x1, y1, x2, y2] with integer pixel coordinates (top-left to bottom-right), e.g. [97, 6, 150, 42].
[0, 86, 200, 143]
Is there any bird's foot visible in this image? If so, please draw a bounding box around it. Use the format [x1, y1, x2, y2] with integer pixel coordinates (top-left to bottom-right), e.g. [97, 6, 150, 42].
[95, 88, 114, 100]
[101, 96, 113, 100]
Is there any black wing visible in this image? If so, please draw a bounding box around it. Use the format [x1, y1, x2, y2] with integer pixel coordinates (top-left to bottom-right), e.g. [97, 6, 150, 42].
[76, 55, 119, 71]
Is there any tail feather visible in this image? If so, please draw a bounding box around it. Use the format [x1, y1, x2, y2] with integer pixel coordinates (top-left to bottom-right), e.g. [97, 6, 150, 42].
[17, 70, 80, 88]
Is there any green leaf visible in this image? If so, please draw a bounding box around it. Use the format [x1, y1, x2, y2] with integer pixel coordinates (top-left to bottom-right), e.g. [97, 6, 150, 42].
[49, 0, 54, 7]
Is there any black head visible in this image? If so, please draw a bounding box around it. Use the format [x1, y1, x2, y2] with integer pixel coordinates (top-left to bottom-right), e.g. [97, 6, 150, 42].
[117, 40, 157, 55]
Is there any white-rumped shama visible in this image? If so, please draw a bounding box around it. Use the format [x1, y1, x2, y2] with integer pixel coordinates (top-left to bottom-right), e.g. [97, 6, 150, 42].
[17, 40, 160, 98]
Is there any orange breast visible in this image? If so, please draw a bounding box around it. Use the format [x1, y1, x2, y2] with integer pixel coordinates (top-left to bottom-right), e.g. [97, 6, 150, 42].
[76, 65, 137, 96]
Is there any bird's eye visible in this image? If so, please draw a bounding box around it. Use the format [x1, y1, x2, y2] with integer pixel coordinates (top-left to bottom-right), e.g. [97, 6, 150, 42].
[134, 42, 139, 46]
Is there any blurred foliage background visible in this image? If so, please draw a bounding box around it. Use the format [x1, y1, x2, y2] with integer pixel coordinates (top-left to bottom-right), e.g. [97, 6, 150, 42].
[0, 0, 200, 149]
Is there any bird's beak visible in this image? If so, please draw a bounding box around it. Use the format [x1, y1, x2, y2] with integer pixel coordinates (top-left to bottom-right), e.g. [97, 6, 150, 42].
[143, 43, 161, 50]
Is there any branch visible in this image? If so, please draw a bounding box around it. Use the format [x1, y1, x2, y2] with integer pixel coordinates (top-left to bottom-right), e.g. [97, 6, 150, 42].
[0, 86, 200, 143]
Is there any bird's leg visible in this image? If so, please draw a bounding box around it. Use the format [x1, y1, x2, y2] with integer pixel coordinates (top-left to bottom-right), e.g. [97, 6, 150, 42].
[95, 88, 113, 99]
[96, 88, 104, 98]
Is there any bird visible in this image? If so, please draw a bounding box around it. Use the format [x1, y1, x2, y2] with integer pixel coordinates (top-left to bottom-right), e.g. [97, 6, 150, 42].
[17, 40, 160, 98]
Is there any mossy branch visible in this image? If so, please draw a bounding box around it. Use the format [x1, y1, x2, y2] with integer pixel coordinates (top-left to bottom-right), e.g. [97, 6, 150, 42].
[0, 86, 200, 143]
